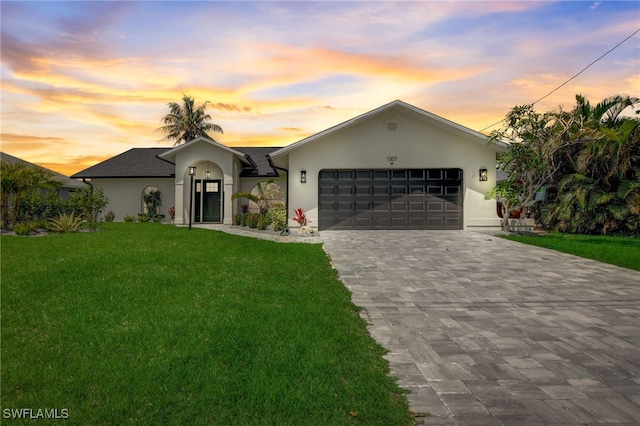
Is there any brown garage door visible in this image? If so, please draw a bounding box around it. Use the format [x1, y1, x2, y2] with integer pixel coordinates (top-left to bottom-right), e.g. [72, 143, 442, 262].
[318, 169, 463, 230]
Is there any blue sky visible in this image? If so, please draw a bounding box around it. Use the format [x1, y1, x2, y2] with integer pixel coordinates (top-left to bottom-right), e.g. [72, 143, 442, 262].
[1, 1, 638, 175]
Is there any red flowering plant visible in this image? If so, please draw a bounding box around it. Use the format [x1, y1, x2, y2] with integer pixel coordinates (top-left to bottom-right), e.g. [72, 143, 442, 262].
[168, 206, 176, 222]
[291, 208, 310, 226]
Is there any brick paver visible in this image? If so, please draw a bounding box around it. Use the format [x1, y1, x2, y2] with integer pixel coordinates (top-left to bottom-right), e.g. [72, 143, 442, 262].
[321, 230, 640, 425]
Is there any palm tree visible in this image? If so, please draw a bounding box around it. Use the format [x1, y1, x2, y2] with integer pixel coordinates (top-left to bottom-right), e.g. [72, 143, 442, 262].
[156, 94, 223, 146]
[540, 95, 640, 235]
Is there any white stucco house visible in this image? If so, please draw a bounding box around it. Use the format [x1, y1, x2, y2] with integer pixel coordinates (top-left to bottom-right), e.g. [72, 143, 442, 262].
[72, 100, 506, 231]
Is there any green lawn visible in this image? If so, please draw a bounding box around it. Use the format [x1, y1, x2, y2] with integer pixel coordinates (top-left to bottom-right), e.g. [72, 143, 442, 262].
[501, 233, 640, 271]
[1, 223, 412, 425]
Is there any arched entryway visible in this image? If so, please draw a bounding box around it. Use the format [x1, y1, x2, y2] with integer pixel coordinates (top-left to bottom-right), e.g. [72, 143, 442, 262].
[188, 161, 224, 223]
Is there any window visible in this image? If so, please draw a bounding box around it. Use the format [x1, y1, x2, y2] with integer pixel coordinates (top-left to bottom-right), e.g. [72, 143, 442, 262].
[247, 181, 285, 212]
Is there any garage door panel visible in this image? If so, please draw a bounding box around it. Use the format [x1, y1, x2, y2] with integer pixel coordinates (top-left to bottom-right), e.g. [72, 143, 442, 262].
[409, 201, 424, 211]
[392, 170, 407, 180]
[355, 185, 372, 195]
[319, 168, 463, 230]
[444, 202, 462, 212]
[372, 202, 389, 211]
[391, 201, 408, 212]
[427, 201, 444, 212]
[373, 170, 389, 180]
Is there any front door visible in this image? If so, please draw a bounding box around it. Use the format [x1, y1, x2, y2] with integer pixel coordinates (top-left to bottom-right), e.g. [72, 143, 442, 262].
[194, 179, 222, 223]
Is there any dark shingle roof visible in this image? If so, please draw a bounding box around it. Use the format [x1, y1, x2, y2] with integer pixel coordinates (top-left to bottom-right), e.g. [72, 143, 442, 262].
[70, 146, 282, 179]
[235, 147, 283, 177]
[71, 148, 175, 179]
[1, 151, 87, 189]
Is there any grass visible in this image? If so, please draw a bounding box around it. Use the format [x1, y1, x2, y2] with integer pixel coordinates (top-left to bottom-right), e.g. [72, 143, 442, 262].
[1, 223, 412, 425]
[501, 232, 640, 271]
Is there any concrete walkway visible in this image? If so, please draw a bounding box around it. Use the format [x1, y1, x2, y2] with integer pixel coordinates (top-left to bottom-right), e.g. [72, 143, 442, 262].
[191, 224, 322, 243]
[321, 230, 640, 425]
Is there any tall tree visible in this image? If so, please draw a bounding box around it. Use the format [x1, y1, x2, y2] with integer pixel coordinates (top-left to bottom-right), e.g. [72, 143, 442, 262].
[486, 104, 580, 229]
[156, 94, 223, 146]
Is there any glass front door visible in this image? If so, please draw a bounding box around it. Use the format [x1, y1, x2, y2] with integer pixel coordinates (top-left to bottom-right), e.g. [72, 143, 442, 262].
[194, 179, 222, 223]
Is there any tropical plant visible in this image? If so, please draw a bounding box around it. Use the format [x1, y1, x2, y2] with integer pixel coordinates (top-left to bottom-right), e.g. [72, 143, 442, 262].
[47, 213, 83, 233]
[292, 207, 309, 226]
[11, 221, 38, 236]
[246, 212, 261, 228]
[104, 210, 116, 222]
[142, 190, 163, 221]
[540, 95, 640, 235]
[156, 94, 223, 146]
[486, 104, 583, 229]
[232, 180, 280, 215]
[168, 206, 176, 222]
[488, 94, 640, 232]
[124, 215, 136, 222]
[256, 215, 270, 230]
[1, 160, 61, 231]
[268, 203, 287, 232]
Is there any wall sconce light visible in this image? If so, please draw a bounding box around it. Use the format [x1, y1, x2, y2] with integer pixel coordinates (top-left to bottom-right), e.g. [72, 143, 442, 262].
[479, 167, 488, 182]
[300, 169, 307, 184]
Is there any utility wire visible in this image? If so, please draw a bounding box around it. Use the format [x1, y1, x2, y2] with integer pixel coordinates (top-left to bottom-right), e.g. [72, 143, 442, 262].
[479, 27, 640, 133]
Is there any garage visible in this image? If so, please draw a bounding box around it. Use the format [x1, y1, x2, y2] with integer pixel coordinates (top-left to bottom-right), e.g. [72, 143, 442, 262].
[318, 168, 463, 230]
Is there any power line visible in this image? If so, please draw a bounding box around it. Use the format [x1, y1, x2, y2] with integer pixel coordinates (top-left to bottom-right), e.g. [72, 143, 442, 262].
[479, 27, 640, 133]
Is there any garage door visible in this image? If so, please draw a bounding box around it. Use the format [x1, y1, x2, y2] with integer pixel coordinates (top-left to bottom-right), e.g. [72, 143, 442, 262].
[318, 169, 463, 230]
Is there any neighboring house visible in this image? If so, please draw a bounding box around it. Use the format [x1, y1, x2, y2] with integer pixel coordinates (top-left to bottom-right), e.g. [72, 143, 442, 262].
[0, 151, 87, 199]
[72, 100, 506, 230]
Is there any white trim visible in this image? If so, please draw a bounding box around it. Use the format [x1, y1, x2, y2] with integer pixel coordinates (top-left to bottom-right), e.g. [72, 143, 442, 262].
[159, 137, 249, 163]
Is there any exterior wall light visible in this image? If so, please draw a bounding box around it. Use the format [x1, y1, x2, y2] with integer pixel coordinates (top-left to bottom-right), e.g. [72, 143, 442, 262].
[479, 167, 488, 182]
[188, 166, 196, 229]
[300, 169, 307, 183]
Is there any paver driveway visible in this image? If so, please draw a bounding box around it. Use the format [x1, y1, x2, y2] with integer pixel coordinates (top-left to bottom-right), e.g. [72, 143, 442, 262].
[321, 230, 640, 425]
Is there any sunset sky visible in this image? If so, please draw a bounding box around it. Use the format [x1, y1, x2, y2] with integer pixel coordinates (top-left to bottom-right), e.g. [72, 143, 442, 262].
[1, 1, 639, 176]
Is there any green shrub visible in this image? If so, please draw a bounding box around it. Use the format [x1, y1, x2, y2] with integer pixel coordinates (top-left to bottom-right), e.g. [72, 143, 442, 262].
[268, 203, 287, 232]
[232, 214, 242, 226]
[124, 215, 136, 222]
[256, 215, 270, 230]
[11, 222, 37, 236]
[247, 212, 260, 228]
[239, 213, 249, 227]
[17, 189, 64, 222]
[47, 213, 82, 233]
[138, 213, 150, 223]
[104, 210, 116, 222]
[66, 187, 108, 230]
